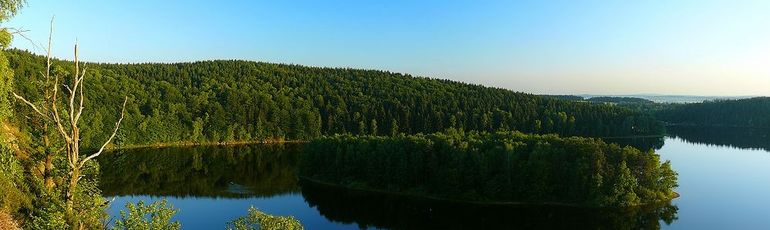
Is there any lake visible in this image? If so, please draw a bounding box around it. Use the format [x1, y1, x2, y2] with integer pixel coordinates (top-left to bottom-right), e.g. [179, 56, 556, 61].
[99, 127, 770, 229]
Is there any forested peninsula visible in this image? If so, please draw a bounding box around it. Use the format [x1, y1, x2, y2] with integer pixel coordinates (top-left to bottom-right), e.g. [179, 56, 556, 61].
[302, 131, 677, 207]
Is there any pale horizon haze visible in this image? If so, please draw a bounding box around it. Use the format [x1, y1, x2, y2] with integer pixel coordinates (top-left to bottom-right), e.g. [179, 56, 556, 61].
[5, 0, 769, 96]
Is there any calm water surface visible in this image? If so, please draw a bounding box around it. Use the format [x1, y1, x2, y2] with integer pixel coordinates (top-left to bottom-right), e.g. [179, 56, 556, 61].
[100, 127, 770, 229]
[657, 127, 770, 229]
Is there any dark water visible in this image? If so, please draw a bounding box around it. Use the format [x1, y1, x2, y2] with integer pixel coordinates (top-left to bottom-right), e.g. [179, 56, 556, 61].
[100, 127, 770, 229]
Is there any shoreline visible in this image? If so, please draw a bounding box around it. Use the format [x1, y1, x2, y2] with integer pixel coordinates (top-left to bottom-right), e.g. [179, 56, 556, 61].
[104, 131, 681, 151]
[300, 176, 678, 209]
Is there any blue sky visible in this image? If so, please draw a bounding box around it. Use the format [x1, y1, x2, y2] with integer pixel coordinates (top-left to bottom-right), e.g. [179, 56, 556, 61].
[5, 0, 769, 96]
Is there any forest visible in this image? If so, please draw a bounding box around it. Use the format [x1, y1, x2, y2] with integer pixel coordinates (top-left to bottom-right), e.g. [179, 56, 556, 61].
[0, 3, 678, 228]
[301, 130, 678, 207]
[1, 46, 670, 229]
[1, 36, 677, 230]
[655, 97, 770, 128]
[544, 96, 770, 130]
[7, 49, 664, 150]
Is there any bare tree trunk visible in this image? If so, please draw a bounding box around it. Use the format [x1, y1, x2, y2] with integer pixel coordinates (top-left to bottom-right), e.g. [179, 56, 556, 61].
[66, 166, 79, 214]
[41, 132, 58, 190]
[12, 19, 129, 229]
[44, 153, 54, 189]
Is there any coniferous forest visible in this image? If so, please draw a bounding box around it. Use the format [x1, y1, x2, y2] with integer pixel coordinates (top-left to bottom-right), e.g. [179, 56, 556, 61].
[302, 130, 677, 207]
[655, 97, 770, 128]
[1, 44, 677, 228]
[8, 1, 770, 229]
[7, 49, 664, 149]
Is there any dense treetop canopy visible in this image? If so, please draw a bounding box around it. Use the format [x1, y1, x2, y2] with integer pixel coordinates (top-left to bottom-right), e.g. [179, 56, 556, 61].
[302, 130, 678, 207]
[7, 49, 662, 148]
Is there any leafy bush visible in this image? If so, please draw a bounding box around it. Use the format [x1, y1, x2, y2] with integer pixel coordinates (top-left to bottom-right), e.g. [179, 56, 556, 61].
[0, 144, 29, 215]
[112, 199, 180, 230]
[227, 207, 303, 230]
[27, 197, 67, 230]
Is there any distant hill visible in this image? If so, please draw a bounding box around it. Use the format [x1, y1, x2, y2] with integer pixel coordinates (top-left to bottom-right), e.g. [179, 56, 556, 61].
[7, 49, 662, 148]
[586, 97, 654, 105]
[581, 94, 753, 104]
[538, 95, 585, 101]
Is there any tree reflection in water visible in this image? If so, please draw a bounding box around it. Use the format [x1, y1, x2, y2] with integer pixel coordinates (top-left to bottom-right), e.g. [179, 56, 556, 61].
[100, 144, 677, 229]
[300, 181, 677, 230]
[604, 126, 770, 153]
[666, 126, 770, 151]
[99, 144, 301, 198]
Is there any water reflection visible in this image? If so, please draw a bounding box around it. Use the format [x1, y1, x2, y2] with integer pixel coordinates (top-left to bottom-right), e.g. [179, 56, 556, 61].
[99, 144, 301, 198]
[100, 144, 678, 229]
[602, 126, 770, 153]
[301, 180, 677, 230]
[666, 126, 770, 151]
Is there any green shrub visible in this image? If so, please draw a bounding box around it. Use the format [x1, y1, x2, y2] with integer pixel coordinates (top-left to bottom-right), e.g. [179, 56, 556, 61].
[0, 144, 29, 215]
[112, 199, 180, 230]
[227, 207, 303, 230]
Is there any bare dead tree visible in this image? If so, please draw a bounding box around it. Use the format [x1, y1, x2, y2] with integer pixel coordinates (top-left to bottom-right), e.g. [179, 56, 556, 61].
[12, 19, 128, 223]
[8, 17, 62, 190]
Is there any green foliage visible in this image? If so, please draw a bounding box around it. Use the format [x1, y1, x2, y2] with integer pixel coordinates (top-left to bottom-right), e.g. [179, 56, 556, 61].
[0, 144, 30, 215]
[0, 36, 13, 120]
[0, 0, 23, 121]
[302, 131, 678, 207]
[21, 155, 106, 230]
[112, 199, 180, 230]
[69, 171, 108, 229]
[7, 49, 663, 149]
[27, 195, 68, 230]
[656, 97, 770, 128]
[0, 0, 24, 21]
[604, 161, 640, 206]
[227, 207, 303, 230]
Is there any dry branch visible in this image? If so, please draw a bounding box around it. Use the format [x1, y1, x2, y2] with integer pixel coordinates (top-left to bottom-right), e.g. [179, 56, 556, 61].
[80, 96, 127, 168]
[11, 18, 129, 225]
[11, 92, 46, 118]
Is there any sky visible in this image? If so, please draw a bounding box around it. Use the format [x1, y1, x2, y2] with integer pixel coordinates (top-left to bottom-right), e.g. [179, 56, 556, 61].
[4, 0, 769, 96]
